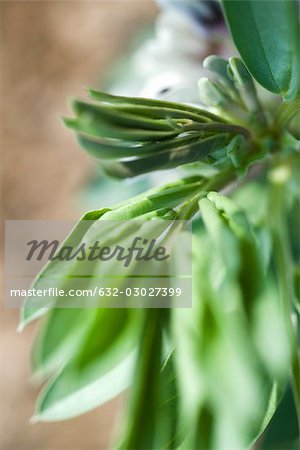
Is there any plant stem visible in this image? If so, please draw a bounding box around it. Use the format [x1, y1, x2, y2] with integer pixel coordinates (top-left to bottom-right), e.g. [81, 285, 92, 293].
[176, 168, 236, 221]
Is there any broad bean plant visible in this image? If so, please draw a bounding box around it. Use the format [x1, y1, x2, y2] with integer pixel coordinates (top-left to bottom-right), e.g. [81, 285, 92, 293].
[21, 1, 300, 449]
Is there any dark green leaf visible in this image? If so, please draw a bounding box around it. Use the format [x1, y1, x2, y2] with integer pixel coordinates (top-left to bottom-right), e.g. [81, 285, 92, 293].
[221, 0, 300, 99]
[101, 135, 230, 179]
[261, 385, 300, 449]
[76, 134, 201, 160]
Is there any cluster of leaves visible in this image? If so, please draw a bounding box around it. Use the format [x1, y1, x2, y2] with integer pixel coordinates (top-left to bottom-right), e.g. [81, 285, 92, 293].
[21, 1, 300, 449]
[64, 90, 249, 179]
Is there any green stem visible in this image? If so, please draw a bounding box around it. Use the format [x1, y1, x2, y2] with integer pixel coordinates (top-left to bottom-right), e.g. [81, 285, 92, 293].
[118, 309, 163, 450]
[163, 169, 237, 251]
[269, 165, 300, 427]
[273, 95, 300, 129]
[175, 168, 236, 221]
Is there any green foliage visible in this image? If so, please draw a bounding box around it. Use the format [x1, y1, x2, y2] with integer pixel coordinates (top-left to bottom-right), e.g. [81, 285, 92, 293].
[221, 0, 300, 100]
[20, 2, 300, 449]
[19, 208, 110, 329]
[64, 91, 249, 178]
[34, 310, 141, 422]
[31, 308, 97, 379]
[173, 183, 295, 449]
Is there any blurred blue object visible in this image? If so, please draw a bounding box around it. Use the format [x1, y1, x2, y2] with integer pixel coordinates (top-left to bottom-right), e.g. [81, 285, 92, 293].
[157, 0, 224, 29]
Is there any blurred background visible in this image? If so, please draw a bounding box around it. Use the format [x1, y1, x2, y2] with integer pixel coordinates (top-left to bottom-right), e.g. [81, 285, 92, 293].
[1, 1, 157, 448]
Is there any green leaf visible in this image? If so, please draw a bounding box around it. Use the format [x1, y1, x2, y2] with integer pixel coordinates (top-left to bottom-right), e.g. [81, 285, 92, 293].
[228, 57, 266, 120]
[200, 192, 264, 316]
[19, 174, 207, 330]
[65, 90, 251, 178]
[34, 309, 142, 421]
[19, 208, 110, 330]
[221, 0, 300, 100]
[261, 386, 300, 449]
[102, 176, 206, 220]
[72, 100, 178, 131]
[250, 382, 285, 448]
[107, 104, 212, 124]
[88, 89, 226, 123]
[198, 78, 231, 107]
[31, 309, 97, 379]
[173, 232, 276, 449]
[118, 310, 164, 450]
[102, 134, 230, 179]
[76, 133, 201, 160]
[152, 354, 183, 449]
[18, 175, 205, 335]
[203, 55, 235, 91]
[64, 116, 182, 142]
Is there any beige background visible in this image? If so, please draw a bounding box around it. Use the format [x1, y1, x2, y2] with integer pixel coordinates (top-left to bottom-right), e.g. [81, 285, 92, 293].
[1, 1, 157, 449]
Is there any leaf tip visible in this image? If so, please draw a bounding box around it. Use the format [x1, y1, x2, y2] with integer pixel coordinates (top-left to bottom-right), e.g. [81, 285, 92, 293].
[30, 415, 40, 425]
[87, 87, 95, 97]
[62, 117, 77, 130]
[17, 323, 25, 333]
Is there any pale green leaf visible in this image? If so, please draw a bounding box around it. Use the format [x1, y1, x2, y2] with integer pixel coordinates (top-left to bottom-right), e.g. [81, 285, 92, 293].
[31, 309, 97, 379]
[19, 208, 110, 330]
[34, 309, 141, 421]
